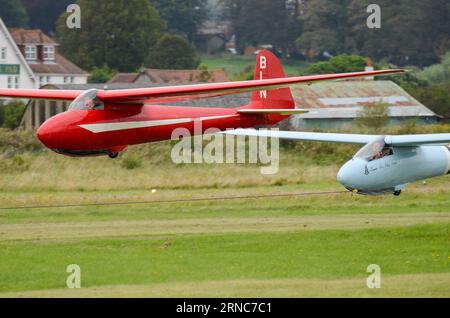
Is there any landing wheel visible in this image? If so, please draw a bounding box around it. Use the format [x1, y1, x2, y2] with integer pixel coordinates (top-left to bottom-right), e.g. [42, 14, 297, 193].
[108, 152, 120, 159]
[393, 190, 402, 196]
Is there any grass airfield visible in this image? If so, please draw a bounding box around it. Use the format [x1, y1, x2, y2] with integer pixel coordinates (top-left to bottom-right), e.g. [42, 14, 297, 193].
[0, 142, 449, 298]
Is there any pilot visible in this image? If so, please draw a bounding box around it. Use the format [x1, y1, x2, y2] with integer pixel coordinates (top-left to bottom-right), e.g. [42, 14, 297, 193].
[85, 99, 95, 110]
[369, 141, 385, 161]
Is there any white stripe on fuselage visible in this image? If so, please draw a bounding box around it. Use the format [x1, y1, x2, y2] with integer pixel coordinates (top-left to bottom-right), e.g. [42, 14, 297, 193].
[79, 115, 237, 133]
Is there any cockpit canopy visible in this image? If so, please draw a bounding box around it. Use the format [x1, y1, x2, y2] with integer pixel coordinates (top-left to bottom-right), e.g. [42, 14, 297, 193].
[69, 89, 104, 111]
[354, 136, 393, 162]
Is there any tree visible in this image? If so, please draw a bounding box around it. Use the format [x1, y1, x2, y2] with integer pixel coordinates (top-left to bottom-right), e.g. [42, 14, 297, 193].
[150, 0, 208, 42]
[299, 0, 450, 67]
[356, 102, 390, 129]
[56, 0, 164, 72]
[0, 0, 29, 28]
[146, 34, 200, 70]
[22, 0, 73, 34]
[222, 0, 302, 56]
[88, 65, 117, 84]
[303, 54, 372, 75]
[419, 52, 450, 85]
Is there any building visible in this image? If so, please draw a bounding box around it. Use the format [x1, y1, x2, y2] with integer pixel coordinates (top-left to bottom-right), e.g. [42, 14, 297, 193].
[289, 80, 439, 130]
[109, 68, 229, 85]
[0, 18, 88, 90]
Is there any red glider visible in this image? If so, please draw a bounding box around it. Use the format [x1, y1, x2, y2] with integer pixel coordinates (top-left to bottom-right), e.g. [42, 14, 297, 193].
[0, 51, 403, 158]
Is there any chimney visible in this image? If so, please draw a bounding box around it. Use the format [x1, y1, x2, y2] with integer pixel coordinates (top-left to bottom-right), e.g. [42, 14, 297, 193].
[365, 58, 374, 80]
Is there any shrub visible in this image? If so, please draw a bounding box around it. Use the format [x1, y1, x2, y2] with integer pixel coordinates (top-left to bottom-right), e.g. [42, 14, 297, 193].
[121, 155, 143, 170]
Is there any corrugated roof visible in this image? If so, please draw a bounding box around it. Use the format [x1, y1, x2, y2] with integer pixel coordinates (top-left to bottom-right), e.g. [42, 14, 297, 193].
[292, 80, 437, 118]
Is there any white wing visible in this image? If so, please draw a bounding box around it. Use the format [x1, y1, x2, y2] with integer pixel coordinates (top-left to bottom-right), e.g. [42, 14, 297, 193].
[223, 129, 379, 145]
[224, 129, 450, 147]
[387, 134, 450, 146]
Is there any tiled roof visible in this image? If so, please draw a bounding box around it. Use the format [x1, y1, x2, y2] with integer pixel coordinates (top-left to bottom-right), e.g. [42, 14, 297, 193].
[9, 28, 57, 45]
[30, 53, 88, 75]
[109, 73, 140, 84]
[109, 69, 229, 84]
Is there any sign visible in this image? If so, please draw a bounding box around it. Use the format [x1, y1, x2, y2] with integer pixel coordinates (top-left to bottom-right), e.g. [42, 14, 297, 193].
[0, 64, 20, 75]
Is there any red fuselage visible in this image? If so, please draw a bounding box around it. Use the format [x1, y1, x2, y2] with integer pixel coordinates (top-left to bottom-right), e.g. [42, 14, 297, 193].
[37, 103, 285, 156]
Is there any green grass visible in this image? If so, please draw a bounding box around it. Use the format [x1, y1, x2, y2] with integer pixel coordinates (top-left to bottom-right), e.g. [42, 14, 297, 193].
[0, 224, 448, 294]
[0, 184, 449, 297]
[201, 55, 309, 77]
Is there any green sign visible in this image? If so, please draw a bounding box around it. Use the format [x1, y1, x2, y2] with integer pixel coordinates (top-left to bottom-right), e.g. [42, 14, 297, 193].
[0, 64, 20, 75]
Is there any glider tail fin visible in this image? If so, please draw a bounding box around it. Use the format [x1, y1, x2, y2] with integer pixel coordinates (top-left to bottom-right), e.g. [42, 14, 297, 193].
[242, 50, 295, 111]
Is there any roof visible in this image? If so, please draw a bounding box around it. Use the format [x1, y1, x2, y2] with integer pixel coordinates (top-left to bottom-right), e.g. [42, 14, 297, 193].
[292, 80, 437, 119]
[108, 73, 140, 84]
[109, 68, 229, 84]
[8, 28, 57, 45]
[30, 53, 88, 75]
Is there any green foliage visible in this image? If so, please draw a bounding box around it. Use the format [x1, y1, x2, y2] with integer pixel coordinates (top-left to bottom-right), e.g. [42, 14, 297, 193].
[0, 101, 26, 129]
[22, 0, 72, 33]
[56, 0, 164, 72]
[303, 55, 371, 75]
[150, 0, 208, 41]
[0, 155, 30, 173]
[146, 34, 200, 70]
[0, 129, 42, 153]
[419, 52, 450, 85]
[88, 65, 117, 84]
[355, 102, 390, 129]
[221, 0, 302, 55]
[121, 155, 143, 170]
[0, 0, 29, 28]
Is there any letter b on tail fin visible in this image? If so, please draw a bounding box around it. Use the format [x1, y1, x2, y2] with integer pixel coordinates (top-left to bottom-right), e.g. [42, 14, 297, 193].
[246, 50, 295, 110]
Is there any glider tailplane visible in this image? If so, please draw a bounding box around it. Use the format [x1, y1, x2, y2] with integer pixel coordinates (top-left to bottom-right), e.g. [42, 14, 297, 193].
[240, 50, 295, 113]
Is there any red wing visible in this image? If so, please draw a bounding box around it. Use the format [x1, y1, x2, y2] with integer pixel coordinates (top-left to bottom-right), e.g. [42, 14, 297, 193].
[0, 89, 83, 101]
[0, 69, 404, 105]
[97, 69, 405, 105]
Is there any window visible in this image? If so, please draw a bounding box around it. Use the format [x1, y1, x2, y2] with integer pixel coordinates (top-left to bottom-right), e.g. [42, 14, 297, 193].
[64, 76, 68, 83]
[43, 46, 55, 61]
[7, 76, 19, 89]
[46, 76, 51, 83]
[355, 137, 393, 162]
[70, 77, 75, 83]
[25, 45, 37, 60]
[1, 47, 6, 60]
[69, 89, 104, 111]
[39, 76, 45, 86]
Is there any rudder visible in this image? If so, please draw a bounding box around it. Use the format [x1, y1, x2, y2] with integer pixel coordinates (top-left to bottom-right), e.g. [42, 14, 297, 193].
[243, 50, 295, 110]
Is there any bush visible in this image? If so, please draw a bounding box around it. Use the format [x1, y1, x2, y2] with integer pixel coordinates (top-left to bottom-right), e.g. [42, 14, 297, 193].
[0, 101, 27, 129]
[355, 102, 390, 129]
[303, 55, 375, 75]
[88, 65, 117, 84]
[121, 155, 143, 170]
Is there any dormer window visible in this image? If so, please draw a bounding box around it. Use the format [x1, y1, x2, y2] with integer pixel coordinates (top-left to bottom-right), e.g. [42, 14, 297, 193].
[25, 45, 37, 61]
[43, 46, 55, 61]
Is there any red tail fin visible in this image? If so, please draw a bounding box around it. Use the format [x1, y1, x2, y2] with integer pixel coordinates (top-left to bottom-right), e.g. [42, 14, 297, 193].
[243, 50, 295, 110]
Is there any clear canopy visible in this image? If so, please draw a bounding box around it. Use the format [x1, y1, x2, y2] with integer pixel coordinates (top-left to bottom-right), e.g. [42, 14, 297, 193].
[69, 89, 104, 111]
[355, 136, 392, 162]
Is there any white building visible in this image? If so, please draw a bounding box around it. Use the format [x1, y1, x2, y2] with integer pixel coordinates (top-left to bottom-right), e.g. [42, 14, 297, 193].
[0, 18, 87, 90]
